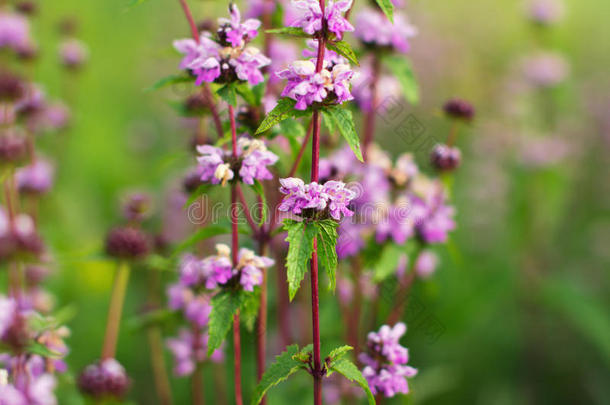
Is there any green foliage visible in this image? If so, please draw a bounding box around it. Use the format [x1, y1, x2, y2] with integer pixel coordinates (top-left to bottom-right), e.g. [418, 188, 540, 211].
[125, 0, 153, 10]
[256, 98, 307, 134]
[207, 290, 244, 356]
[217, 83, 237, 106]
[326, 41, 359, 66]
[316, 219, 339, 292]
[172, 224, 232, 257]
[184, 184, 212, 208]
[27, 342, 62, 358]
[144, 74, 194, 92]
[284, 219, 318, 301]
[327, 345, 353, 363]
[240, 288, 261, 332]
[266, 27, 313, 38]
[236, 82, 264, 106]
[279, 118, 306, 141]
[250, 180, 268, 226]
[250, 345, 309, 405]
[127, 308, 178, 331]
[375, 0, 395, 23]
[374, 243, 404, 282]
[383, 55, 419, 104]
[328, 358, 376, 405]
[322, 106, 363, 162]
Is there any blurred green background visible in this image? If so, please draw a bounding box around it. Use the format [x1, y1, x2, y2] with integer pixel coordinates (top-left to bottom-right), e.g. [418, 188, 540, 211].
[22, 0, 610, 404]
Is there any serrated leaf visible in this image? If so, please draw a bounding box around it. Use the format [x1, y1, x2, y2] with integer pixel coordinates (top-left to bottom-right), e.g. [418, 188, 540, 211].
[383, 55, 419, 104]
[327, 345, 353, 363]
[250, 180, 268, 226]
[145, 74, 194, 92]
[256, 98, 301, 134]
[322, 107, 363, 162]
[375, 0, 395, 23]
[279, 118, 306, 141]
[326, 41, 359, 66]
[218, 83, 237, 106]
[266, 27, 313, 38]
[284, 220, 317, 301]
[330, 358, 376, 405]
[374, 243, 404, 282]
[293, 344, 314, 363]
[250, 345, 307, 405]
[208, 290, 244, 356]
[316, 220, 339, 292]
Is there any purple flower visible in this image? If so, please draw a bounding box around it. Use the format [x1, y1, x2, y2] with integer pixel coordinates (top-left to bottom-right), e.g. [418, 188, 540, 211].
[302, 39, 346, 66]
[352, 65, 401, 112]
[218, 4, 261, 48]
[200, 245, 234, 289]
[278, 178, 356, 220]
[237, 138, 279, 185]
[277, 60, 354, 110]
[77, 359, 130, 400]
[196, 137, 278, 186]
[291, 0, 354, 40]
[359, 323, 417, 397]
[0, 12, 30, 52]
[246, 0, 277, 19]
[15, 159, 54, 195]
[411, 179, 456, 244]
[375, 198, 418, 244]
[268, 41, 298, 84]
[184, 296, 212, 327]
[415, 250, 438, 279]
[0, 380, 26, 405]
[236, 248, 274, 291]
[355, 8, 417, 53]
[522, 51, 569, 87]
[174, 6, 269, 86]
[527, 0, 564, 25]
[58, 38, 89, 69]
[166, 328, 224, 377]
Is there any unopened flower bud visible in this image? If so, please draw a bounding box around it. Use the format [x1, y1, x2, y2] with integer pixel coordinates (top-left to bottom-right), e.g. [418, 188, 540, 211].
[430, 144, 461, 171]
[105, 227, 150, 260]
[443, 98, 475, 121]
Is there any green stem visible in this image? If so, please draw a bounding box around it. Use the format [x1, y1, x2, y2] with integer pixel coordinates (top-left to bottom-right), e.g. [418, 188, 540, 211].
[101, 261, 131, 359]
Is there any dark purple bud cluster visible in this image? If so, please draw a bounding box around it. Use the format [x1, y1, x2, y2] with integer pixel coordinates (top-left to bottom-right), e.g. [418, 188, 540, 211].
[77, 359, 130, 399]
[430, 144, 462, 171]
[105, 226, 150, 259]
[443, 98, 475, 121]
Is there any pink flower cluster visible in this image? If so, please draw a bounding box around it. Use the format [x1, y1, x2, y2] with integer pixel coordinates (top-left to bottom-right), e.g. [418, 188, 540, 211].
[359, 323, 417, 397]
[196, 137, 278, 186]
[291, 0, 354, 40]
[166, 328, 224, 376]
[278, 178, 356, 220]
[277, 59, 354, 110]
[0, 12, 31, 53]
[174, 5, 270, 85]
[354, 8, 418, 53]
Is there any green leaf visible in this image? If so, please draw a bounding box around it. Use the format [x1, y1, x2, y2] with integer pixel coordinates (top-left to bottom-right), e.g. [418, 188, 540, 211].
[184, 184, 212, 208]
[240, 289, 261, 332]
[374, 243, 404, 282]
[375, 0, 395, 23]
[250, 180, 268, 226]
[256, 98, 301, 134]
[322, 107, 363, 162]
[383, 55, 419, 104]
[145, 74, 194, 92]
[236, 82, 260, 106]
[284, 219, 317, 301]
[326, 41, 359, 66]
[327, 345, 353, 363]
[128, 309, 178, 331]
[125, 0, 153, 10]
[27, 342, 62, 358]
[266, 27, 313, 38]
[330, 358, 376, 405]
[250, 345, 307, 405]
[172, 224, 231, 257]
[208, 290, 244, 356]
[218, 83, 237, 106]
[279, 118, 306, 141]
[316, 220, 339, 292]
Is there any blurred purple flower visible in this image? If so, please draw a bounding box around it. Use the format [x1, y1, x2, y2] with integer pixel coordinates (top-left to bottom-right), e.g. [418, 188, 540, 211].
[15, 159, 54, 195]
[166, 328, 224, 377]
[355, 8, 417, 53]
[0, 12, 30, 52]
[58, 38, 89, 70]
